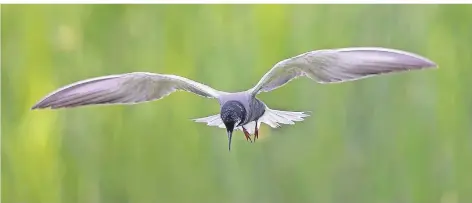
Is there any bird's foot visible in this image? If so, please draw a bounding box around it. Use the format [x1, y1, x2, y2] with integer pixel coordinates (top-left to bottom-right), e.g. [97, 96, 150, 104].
[254, 122, 259, 142]
[242, 127, 253, 143]
[254, 128, 259, 141]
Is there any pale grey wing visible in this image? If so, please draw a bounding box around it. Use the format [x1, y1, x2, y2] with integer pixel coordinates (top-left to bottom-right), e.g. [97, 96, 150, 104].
[32, 72, 224, 109]
[249, 47, 437, 95]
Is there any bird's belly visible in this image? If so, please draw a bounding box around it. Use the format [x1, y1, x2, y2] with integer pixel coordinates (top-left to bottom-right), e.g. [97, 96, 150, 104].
[240, 100, 266, 126]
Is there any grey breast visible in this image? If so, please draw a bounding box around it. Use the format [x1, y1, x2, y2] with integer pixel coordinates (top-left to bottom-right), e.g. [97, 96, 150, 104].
[245, 98, 266, 125]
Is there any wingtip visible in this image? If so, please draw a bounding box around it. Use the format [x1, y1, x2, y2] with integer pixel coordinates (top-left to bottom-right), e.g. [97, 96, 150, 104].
[30, 102, 50, 110]
[348, 47, 439, 70]
[30, 105, 44, 110]
[30, 104, 40, 110]
[401, 51, 438, 70]
[423, 58, 438, 69]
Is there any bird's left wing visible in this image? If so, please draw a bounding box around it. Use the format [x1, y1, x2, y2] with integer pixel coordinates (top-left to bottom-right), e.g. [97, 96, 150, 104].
[32, 72, 224, 109]
[249, 47, 437, 95]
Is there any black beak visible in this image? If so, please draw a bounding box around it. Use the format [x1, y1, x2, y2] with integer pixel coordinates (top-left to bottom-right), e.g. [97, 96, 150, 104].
[227, 129, 233, 151]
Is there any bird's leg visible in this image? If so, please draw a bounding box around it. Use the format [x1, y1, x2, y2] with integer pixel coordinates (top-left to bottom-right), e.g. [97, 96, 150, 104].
[254, 121, 259, 141]
[242, 127, 253, 143]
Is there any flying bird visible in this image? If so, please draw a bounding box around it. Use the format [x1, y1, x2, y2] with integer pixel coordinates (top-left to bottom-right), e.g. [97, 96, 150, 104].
[31, 47, 437, 150]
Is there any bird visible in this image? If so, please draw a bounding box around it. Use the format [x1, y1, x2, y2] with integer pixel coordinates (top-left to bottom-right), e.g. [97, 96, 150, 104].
[31, 47, 437, 150]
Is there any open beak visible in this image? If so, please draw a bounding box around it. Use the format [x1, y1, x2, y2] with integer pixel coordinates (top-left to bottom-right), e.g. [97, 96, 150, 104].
[227, 130, 233, 151]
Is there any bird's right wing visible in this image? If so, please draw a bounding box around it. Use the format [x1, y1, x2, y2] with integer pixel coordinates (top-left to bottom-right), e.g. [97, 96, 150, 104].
[32, 72, 225, 109]
[249, 47, 437, 95]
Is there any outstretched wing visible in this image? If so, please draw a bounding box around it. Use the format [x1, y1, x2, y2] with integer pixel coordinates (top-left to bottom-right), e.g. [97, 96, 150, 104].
[249, 47, 437, 95]
[32, 72, 224, 109]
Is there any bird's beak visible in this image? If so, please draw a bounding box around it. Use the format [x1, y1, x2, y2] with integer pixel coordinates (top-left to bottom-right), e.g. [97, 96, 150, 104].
[227, 130, 233, 151]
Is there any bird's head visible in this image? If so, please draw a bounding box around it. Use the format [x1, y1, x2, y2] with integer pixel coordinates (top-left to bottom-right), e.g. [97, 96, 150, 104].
[220, 101, 247, 151]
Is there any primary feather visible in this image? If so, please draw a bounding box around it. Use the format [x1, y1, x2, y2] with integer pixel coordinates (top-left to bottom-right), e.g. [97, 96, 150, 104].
[32, 72, 224, 109]
[250, 47, 437, 95]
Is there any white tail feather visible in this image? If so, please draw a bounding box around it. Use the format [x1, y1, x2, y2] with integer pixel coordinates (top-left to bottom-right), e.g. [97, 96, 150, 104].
[193, 114, 225, 128]
[259, 108, 310, 128]
[192, 107, 310, 133]
[192, 114, 257, 133]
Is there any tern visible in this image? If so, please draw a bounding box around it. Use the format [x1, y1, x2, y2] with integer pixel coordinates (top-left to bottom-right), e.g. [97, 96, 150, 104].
[31, 47, 437, 150]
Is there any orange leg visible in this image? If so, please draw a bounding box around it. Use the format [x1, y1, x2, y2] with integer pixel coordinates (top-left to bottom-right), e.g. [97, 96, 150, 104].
[254, 122, 259, 141]
[242, 127, 252, 143]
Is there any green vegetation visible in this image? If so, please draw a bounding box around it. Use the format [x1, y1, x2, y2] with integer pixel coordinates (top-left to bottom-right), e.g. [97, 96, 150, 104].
[2, 4, 472, 203]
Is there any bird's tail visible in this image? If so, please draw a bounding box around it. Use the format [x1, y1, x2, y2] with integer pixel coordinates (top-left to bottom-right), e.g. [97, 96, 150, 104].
[192, 114, 226, 129]
[258, 107, 310, 128]
[192, 107, 310, 132]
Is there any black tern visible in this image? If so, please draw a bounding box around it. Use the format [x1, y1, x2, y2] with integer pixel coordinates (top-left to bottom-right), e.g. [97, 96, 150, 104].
[31, 47, 437, 150]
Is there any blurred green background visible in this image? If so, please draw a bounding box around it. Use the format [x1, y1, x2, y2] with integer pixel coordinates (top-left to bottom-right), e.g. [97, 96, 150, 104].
[2, 4, 472, 203]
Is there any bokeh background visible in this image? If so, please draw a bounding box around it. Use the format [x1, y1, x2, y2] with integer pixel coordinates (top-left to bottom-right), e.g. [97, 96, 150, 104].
[2, 4, 472, 203]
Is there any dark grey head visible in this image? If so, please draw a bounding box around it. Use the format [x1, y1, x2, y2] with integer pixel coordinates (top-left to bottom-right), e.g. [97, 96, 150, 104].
[220, 100, 247, 151]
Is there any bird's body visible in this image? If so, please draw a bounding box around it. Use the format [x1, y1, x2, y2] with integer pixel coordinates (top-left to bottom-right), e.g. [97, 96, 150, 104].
[218, 91, 266, 126]
[31, 47, 437, 150]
